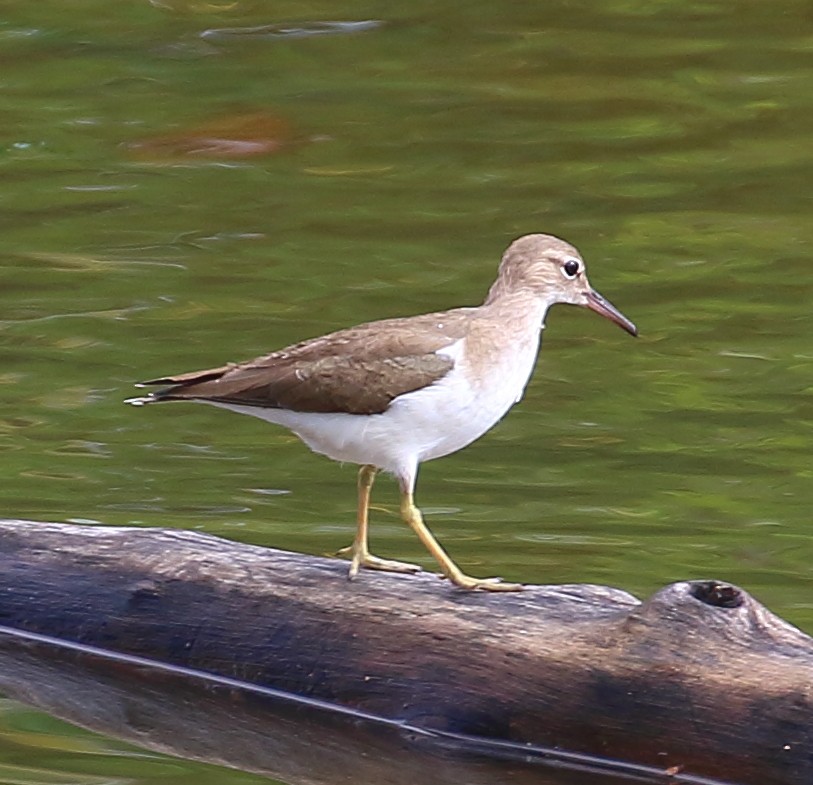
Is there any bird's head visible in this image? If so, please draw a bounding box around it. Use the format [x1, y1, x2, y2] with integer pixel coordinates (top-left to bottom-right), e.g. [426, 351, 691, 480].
[489, 233, 637, 336]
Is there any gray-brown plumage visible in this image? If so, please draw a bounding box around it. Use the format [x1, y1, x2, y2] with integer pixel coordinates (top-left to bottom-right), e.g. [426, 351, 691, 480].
[138, 310, 478, 414]
[128, 233, 636, 592]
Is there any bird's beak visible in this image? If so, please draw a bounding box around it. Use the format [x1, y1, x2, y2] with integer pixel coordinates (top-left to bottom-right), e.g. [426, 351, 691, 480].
[583, 289, 637, 336]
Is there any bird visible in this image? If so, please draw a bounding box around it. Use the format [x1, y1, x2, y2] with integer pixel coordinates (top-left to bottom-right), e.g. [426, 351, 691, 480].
[126, 233, 636, 592]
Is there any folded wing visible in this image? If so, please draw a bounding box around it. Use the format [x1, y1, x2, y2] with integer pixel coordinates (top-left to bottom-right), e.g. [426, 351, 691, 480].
[137, 309, 472, 415]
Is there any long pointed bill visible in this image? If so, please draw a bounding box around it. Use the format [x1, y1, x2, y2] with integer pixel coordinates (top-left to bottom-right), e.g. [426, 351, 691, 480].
[584, 289, 637, 336]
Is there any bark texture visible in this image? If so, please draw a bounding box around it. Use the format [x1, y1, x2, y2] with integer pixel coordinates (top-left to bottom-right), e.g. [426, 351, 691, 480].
[0, 520, 809, 785]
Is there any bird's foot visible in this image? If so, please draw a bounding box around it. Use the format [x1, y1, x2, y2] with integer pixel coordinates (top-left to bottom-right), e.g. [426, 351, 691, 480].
[442, 572, 525, 592]
[335, 545, 423, 579]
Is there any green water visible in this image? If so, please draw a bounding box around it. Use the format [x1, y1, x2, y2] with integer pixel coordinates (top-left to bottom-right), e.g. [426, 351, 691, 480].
[1, 0, 812, 781]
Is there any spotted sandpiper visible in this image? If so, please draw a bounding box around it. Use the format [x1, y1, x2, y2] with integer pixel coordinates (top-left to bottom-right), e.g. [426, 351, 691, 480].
[127, 233, 636, 591]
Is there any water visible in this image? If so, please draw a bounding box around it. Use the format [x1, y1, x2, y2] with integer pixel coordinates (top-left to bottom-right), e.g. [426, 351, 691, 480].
[1, 0, 812, 781]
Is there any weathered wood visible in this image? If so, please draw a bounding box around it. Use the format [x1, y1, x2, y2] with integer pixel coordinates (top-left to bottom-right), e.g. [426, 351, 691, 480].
[0, 626, 728, 785]
[0, 519, 809, 785]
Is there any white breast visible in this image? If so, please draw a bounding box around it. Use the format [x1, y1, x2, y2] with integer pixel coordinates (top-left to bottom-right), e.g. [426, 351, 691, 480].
[204, 330, 543, 482]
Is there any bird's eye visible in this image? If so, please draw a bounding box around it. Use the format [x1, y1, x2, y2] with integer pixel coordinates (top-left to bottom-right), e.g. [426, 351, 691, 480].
[562, 259, 580, 279]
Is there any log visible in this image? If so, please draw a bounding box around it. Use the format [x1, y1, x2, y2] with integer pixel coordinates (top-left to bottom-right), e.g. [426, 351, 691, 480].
[0, 519, 809, 785]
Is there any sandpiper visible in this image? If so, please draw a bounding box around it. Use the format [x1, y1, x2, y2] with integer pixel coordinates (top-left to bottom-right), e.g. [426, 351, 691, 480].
[127, 233, 636, 591]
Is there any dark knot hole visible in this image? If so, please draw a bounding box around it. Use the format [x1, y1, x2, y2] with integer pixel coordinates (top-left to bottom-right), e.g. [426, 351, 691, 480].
[689, 581, 744, 609]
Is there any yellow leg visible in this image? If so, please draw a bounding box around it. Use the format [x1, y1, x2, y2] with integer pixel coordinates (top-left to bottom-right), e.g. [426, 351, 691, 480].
[336, 465, 422, 578]
[399, 490, 523, 592]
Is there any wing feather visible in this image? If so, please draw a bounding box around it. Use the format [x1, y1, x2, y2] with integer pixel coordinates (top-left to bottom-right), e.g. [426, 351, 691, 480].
[139, 308, 472, 415]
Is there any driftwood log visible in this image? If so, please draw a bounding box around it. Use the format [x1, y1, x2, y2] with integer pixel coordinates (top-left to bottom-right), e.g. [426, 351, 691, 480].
[0, 519, 809, 785]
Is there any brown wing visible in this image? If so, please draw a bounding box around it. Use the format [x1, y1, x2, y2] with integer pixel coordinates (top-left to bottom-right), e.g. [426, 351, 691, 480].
[139, 308, 473, 415]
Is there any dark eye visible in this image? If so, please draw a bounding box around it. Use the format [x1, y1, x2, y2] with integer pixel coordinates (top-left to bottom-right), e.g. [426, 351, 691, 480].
[562, 259, 580, 279]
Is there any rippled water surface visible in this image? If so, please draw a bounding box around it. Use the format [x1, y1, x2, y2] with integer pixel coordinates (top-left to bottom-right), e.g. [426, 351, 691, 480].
[1, 0, 812, 782]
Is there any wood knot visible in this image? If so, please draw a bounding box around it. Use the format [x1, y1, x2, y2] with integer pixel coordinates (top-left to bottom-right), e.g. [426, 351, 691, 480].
[689, 581, 743, 609]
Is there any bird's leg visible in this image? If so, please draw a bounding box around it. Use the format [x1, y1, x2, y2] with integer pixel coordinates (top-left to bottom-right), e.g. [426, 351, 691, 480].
[336, 464, 422, 578]
[399, 488, 524, 592]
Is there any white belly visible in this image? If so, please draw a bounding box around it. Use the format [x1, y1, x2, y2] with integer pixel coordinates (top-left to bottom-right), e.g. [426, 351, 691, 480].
[205, 334, 542, 481]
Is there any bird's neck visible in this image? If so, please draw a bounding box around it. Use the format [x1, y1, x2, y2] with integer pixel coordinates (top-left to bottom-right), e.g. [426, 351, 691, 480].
[481, 284, 553, 331]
